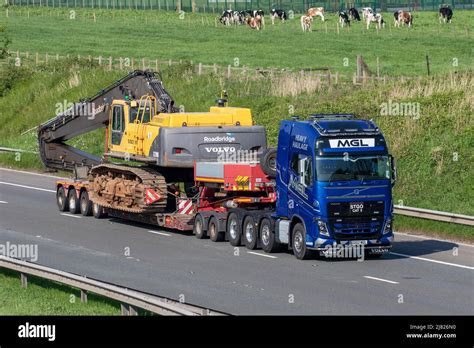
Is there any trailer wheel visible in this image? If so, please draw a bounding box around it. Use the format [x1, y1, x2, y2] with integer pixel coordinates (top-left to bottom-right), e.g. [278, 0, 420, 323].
[292, 223, 313, 260]
[208, 216, 224, 242]
[243, 215, 258, 250]
[92, 202, 107, 219]
[193, 214, 206, 239]
[68, 188, 80, 214]
[260, 218, 280, 253]
[227, 212, 242, 246]
[260, 148, 277, 178]
[57, 186, 68, 212]
[80, 191, 92, 216]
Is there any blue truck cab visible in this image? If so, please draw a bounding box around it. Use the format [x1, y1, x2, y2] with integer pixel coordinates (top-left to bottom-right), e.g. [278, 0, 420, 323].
[274, 114, 396, 260]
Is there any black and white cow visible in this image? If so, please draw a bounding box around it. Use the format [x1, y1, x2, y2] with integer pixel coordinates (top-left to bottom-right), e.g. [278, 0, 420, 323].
[348, 7, 361, 21]
[271, 8, 287, 25]
[366, 12, 384, 30]
[233, 10, 246, 25]
[219, 10, 233, 26]
[338, 11, 350, 27]
[439, 6, 453, 23]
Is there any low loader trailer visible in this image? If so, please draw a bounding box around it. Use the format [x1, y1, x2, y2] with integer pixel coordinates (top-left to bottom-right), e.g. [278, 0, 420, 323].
[54, 114, 397, 260]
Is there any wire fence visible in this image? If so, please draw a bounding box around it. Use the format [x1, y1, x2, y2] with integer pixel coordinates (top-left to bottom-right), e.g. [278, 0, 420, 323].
[6, 50, 432, 90]
[6, 0, 474, 13]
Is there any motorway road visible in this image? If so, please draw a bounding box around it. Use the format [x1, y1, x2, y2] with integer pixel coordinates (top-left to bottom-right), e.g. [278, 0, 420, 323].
[0, 167, 473, 315]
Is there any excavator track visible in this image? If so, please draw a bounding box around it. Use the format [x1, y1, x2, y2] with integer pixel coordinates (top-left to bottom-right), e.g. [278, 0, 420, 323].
[88, 164, 168, 214]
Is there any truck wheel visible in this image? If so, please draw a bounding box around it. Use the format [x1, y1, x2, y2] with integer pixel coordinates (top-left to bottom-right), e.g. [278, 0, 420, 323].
[57, 186, 68, 212]
[68, 188, 80, 214]
[92, 202, 107, 219]
[208, 216, 224, 242]
[243, 215, 258, 250]
[80, 191, 93, 216]
[260, 218, 280, 253]
[292, 223, 312, 260]
[227, 212, 242, 246]
[193, 214, 206, 239]
[260, 148, 277, 178]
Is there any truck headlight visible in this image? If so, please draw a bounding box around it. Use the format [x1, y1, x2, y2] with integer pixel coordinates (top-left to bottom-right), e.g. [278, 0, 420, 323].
[318, 220, 329, 237]
[383, 218, 392, 235]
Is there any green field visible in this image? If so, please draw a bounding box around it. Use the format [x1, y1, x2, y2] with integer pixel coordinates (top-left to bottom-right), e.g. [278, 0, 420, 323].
[1, 7, 473, 75]
[0, 268, 121, 315]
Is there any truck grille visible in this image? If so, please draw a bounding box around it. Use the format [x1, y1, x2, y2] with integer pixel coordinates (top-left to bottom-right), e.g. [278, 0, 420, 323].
[327, 201, 385, 240]
[330, 218, 383, 240]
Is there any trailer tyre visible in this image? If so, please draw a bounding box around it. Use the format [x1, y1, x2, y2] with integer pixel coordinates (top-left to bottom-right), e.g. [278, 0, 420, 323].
[92, 202, 107, 219]
[68, 189, 80, 214]
[193, 214, 206, 239]
[227, 212, 242, 246]
[260, 218, 280, 253]
[208, 216, 224, 242]
[57, 186, 68, 212]
[243, 215, 258, 250]
[80, 191, 93, 216]
[292, 223, 313, 260]
[260, 148, 277, 178]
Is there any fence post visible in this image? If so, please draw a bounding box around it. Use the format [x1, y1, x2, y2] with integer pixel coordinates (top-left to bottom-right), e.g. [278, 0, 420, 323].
[35, 52, 39, 65]
[227, 65, 231, 78]
[108, 56, 112, 70]
[198, 62, 202, 75]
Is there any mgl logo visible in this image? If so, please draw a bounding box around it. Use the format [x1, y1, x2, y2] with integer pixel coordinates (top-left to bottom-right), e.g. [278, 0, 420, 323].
[329, 138, 375, 148]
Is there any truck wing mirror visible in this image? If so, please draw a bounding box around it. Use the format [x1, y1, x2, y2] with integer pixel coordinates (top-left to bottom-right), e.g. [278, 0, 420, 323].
[390, 155, 397, 187]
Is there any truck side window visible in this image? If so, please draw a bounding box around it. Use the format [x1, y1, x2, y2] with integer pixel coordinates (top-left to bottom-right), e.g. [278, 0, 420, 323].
[291, 154, 313, 187]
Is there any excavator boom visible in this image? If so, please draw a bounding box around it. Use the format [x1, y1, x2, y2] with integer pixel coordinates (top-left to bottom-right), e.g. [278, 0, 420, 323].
[38, 70, 176, 171]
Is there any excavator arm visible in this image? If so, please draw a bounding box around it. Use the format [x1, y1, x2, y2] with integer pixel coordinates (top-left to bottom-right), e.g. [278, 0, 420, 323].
[37, 70, 177, 172]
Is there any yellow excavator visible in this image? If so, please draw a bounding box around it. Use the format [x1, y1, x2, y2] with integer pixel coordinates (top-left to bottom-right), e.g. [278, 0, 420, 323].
[38, 70, 267, 213]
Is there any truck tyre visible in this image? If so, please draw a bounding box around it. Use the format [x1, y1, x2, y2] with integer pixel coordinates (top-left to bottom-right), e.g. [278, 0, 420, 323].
[80, 190, 93, 216]
[68, 188, 80, 214]
[292, 223, 313, 260]
[92, 202, 107, 219]
[57, 186, 68, 212]
[227, 212, 242, 246]
[208, 216, 224, 242]
[193, 214, 207, 239]
[260, 148, 277, 178]
[260, 218, 280, 253]
[243, 215, 258, 250]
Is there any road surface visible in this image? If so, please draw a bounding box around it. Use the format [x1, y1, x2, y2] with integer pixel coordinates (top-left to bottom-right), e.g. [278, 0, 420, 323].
[0, 167, 473, 315]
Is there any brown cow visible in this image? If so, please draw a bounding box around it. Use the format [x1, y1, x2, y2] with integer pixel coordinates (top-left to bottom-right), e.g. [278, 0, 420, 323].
[394, 10, 413, 27]
[247, 15, 263, 30]
[307, 7, 325, 22]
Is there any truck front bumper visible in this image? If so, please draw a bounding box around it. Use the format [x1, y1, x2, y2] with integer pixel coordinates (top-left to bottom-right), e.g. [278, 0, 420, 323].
[307, 234, 393, 254]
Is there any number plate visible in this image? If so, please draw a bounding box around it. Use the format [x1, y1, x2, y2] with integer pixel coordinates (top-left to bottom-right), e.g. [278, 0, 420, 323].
[349, 240, 368, 246]
[350, 202, 364, 214]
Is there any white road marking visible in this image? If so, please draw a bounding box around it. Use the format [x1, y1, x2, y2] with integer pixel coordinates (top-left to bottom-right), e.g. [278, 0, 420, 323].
[0, 200, 7, 204]
[0, 167, 66, 179]
[390, 252, 474, 270]
[364, 276, 399, 284]
[148, 230, 172, 237]
[0, 181, 55, 193]
[60, 213, 82, 219]
[394, 231, 474, 248]
[247, 251, 277, 259]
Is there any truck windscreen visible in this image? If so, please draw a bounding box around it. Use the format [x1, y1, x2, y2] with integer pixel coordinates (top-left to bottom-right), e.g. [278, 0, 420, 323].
[315, 155, 390, 182]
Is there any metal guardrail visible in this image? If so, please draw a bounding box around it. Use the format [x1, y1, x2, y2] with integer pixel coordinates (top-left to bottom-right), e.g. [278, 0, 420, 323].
[0, 256, 227, 316]
[394, 205, 474, 226]
[0, 146, 38, 154]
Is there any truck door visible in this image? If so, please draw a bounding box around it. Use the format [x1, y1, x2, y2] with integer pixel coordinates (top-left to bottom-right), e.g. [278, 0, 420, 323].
[288, 153, 314, 221]
[110, 105, 125, 149]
